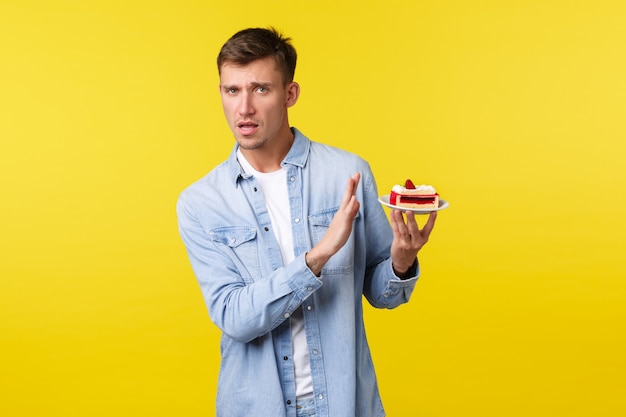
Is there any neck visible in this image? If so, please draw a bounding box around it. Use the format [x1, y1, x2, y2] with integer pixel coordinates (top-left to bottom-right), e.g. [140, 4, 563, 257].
[240, 127, 294, 173]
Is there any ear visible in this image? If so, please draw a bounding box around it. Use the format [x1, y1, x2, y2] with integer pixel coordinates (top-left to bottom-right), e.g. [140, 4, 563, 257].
[285, 82, 300, 108]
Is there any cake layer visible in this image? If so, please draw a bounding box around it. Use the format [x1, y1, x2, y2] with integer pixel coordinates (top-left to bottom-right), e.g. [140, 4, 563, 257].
[390, 191, 439, 209]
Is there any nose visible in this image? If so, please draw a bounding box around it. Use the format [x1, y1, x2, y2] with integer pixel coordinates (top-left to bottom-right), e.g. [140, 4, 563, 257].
[237, 92, 254, 116]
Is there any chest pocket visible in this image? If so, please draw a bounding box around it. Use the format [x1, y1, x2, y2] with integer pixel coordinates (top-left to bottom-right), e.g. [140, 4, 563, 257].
[308, 208, 357, 275]
[209, 226, 260, 283]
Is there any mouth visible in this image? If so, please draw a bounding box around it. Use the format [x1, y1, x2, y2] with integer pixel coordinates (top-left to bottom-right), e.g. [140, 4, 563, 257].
[237, 120, 259, 134]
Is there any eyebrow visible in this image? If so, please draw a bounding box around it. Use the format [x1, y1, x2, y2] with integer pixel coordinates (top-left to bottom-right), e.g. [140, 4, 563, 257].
[221, 81, 274, 90]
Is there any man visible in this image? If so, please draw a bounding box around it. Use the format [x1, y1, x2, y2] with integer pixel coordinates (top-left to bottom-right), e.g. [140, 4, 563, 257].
[177, 27, 437, 417]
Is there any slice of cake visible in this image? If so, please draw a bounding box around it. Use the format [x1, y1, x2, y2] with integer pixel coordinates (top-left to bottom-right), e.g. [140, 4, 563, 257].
[390, 179, 439, 209]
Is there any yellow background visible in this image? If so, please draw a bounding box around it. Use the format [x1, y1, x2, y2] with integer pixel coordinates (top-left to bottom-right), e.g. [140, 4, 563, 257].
[1, 1, 625, 416]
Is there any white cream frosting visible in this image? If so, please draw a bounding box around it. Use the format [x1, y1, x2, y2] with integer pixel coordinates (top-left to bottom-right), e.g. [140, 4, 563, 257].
[392, 184, 436, 193]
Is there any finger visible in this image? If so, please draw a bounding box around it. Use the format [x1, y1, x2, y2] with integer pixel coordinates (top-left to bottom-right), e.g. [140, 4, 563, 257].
[389, 209, 401, 233]
[348, 172, 360, 199]
[403, 210, 420, 236]
[421, 211, 437, 237]
[339, 174, 358, 208]
[346, 195, 360, 217]
[390, 210, 410, 239]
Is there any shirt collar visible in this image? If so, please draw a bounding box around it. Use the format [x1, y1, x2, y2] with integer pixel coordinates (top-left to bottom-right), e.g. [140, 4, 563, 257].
[226, 127, 310, 186]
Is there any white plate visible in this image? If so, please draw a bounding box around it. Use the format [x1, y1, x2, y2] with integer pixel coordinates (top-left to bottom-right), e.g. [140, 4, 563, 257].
[378, 195, 449, 214]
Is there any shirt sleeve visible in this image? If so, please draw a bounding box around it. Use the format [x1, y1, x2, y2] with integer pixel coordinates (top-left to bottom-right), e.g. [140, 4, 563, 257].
[177, 194, 322, 343]
[360, 165, 420, 308]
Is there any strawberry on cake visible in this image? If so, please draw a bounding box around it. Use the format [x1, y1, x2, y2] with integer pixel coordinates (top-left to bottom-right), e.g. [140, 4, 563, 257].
[390, 179, 440, 209]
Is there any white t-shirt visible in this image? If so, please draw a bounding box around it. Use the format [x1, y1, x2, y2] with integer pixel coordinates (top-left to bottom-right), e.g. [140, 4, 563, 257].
[237, 150, 314, 400]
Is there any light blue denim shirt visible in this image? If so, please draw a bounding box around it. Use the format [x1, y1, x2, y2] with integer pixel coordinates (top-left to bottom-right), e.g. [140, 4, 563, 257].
[177, 128, 420, 417]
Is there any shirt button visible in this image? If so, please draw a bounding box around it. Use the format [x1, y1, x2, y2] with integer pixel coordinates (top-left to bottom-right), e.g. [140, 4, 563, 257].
[290, 176, 295, 182]
[312, 349, 318, 355]
[284, 312, 290, 318]
[318, 394, 324, 400]
[286, 400, 292, 405]
[306, 305, 312, 311]
[294, 218, 300, 223]
[264, 227, 269, 231]
[283, 356, 289, 361]
[307, 286, 313, 291]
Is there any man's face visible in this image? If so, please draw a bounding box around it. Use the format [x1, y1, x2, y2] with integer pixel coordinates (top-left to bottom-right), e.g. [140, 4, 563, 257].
[219, 57, 297, 152]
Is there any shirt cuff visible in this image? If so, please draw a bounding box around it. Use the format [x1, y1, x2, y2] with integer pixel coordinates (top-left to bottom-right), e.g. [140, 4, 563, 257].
[394, 258, 419, 280]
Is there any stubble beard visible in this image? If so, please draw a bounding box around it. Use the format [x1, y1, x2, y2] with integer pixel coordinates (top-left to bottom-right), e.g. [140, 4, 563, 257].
[235, 135, 268, 151]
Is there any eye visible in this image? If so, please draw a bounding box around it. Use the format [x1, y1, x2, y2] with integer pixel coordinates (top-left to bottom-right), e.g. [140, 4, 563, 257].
[256, 86, 268, 93]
